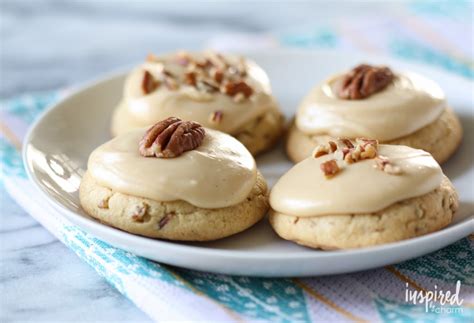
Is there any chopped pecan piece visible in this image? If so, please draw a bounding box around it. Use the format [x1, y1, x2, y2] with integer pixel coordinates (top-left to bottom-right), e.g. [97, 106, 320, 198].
[130, 203, 148, 222]
[164, 77, 179, 90]
[184, 72, 197, 86]
[197, 80, 219, 92]
[211, 68, 224, 83]
[338, 138, 354, 149]
[233, 93, 245, 103]
[209, 111, 223, 124]
[320, 159, 341, 178]
[341, 147, 351, 159]
[206, 51, 228, 70]
[97, 198, 109, 209]
[360, 143, 377, 159]
[146, 53, 160, 62]
[357, 138, 378, 149]
[384, 164, 402, 175]
[142, 70, 160, 94]
[314, 141, 337, 158]
[314, 150, 328, 158]
[223, 81, 253, 98]
[374, 155, 402, 175]
[196, 58, 213, 69]
[344, 149, 358, 164]
[328, 141, 338, 152]
[374, 155, 390, 169]
[158, 212, 175, 229]
[335, 137, 379, 164]
[339, 64, 394, 100]
[139, 117, 205, 158]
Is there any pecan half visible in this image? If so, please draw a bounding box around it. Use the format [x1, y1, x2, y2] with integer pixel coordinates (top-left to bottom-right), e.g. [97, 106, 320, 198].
[339, 64, 394, 100]
[142, 70, 160, 94]
[320, 159, 341, 178]
[139, 117, 205, 158]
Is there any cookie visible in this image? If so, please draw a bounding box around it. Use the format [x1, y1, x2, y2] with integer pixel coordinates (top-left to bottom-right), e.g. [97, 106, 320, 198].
[288, 64, 462, 163]
[80, 171, 268, 241]
[269, 177, 457, 250]
[81, 118, 269, 241]
[270, 140, 458, 249]
[110, 50, 284, 155]
[286, 107, 463, 163]
[234, 108, 284, 155]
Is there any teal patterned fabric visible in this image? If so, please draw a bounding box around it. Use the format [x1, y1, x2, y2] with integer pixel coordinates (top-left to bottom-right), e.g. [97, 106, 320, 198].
[279, 0, 474, 80]
[176, 270, 310, 322]
[396, 238, 474, 285]
[0, 138, 26, 181]
[1, 90, 472, 322]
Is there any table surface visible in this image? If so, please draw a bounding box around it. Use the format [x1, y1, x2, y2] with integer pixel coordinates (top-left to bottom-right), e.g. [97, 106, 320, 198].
[1, 1, 472, 322]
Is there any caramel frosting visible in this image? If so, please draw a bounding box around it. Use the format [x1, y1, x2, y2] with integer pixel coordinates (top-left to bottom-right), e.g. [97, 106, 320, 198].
[296, 71, 446, 141]
[112, 51, 279, 136]
[88, 128, 257, 208]
[270, 145, 443, 216]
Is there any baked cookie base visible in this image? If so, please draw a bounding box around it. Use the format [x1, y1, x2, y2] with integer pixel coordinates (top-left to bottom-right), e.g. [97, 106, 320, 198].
[233, 108, 285, 155]
[269, 177, 458, 250]
[286, 107, 463, 164]
[79, 171, 269, 241]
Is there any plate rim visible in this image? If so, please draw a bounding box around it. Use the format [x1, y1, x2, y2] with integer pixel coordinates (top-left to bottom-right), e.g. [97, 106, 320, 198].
[22, 48, 474, 265]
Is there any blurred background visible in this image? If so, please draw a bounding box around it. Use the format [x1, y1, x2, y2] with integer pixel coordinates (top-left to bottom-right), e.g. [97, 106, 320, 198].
[1, 0, 472, 98]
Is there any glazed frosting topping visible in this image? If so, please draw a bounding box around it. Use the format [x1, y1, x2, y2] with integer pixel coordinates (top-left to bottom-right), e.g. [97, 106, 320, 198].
[296, 71, 446, 141]
[270, 145, 443, 216]
[88, 128, 257, 208]
[112, 51, 278, 136]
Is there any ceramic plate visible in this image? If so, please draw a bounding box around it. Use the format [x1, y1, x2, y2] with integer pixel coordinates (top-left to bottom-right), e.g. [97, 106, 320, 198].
[24, 49, 473, 277]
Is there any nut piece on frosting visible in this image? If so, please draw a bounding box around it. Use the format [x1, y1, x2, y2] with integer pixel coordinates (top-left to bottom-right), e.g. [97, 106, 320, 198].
[374, 155, 402, 175]
[338, 64, 394, 100]
[313, 140, 337, 158]
[314, 138, 401, 178]
[140, 51, 255, 101]
[320, 159, 340, 178]
[142, 70, 160, 94]
[139, 117, 205, 158]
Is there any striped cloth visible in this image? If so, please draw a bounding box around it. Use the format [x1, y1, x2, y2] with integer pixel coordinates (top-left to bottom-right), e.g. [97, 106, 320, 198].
[1, 1, 473, 322]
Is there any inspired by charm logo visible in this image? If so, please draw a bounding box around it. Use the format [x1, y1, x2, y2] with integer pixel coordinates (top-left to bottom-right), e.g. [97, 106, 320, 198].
[405, 281, 464, 313]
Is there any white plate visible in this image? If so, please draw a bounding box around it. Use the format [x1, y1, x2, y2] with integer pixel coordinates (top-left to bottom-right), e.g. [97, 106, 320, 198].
[24, 49, 473, 277]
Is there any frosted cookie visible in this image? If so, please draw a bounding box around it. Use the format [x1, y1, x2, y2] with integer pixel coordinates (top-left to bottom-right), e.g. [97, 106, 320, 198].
[111, 51, 284, 155]
[287, 64, 462, 163]
[80, 117, 269, 241]
[270, 139, 458, 249]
